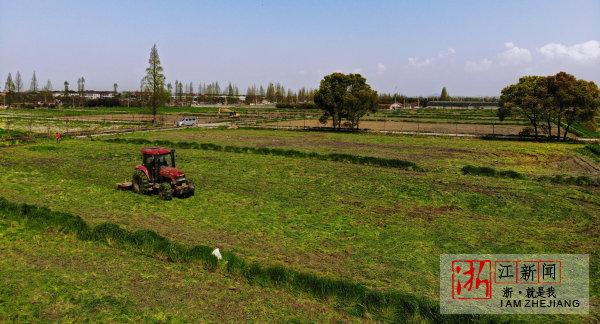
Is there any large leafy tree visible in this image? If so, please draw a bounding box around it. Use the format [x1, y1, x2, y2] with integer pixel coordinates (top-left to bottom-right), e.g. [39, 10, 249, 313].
[560, 79, 600, 140]
[546, 72, 600, 140]
[547, 72, 577, 140]
[499, 72, 599, 140]
[314, 73, 378, 130]
[142, 44, 167, 124]
[498, 76, 549, 138]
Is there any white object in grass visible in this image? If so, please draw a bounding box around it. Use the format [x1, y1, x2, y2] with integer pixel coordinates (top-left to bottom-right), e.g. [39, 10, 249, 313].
[211, 248, 222, 260]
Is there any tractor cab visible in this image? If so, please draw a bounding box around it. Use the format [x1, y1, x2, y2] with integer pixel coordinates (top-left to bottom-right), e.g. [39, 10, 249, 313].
[140, 147, 178, 182]
[142, 147, 175, 176]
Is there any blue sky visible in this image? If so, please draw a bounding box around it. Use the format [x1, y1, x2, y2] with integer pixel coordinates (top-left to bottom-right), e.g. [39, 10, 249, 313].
[1, 0, 599, 96]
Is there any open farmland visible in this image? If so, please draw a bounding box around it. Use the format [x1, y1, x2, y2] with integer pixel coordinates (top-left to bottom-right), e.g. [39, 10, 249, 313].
[265, 119, 525, 135]
[1, 106, 543, 137]
[116, 128, 600, 176]
[0, 127, 598, 321]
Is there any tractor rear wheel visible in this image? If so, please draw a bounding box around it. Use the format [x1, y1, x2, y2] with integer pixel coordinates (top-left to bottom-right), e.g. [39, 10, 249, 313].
[158, 182, 173, 200]
[132, 170, 150, 194]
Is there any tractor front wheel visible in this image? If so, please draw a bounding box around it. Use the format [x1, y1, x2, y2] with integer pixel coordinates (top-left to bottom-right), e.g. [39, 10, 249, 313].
[158, 182, 173, 200]
[132, 170, 150, 194]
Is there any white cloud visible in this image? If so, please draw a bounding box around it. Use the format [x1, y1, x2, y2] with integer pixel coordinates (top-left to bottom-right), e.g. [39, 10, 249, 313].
[465, 58, 493, 72]
[408, 57, 434, 68]
[326, 67, 363, 74]
[408, 47, 455, 68]
[538, 40, 600, 64]
[464, 42, 531, 72]
[497, 42, 532, 66]
[376, 62, 387, 75]
[438, 47, 456, 58]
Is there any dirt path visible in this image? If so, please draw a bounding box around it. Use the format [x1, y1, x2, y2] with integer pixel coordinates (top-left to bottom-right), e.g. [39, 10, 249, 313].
[62, 114, 218, 124]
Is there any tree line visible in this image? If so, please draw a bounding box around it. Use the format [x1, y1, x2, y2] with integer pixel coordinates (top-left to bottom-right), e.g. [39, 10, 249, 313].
[163, 79, 317, 106]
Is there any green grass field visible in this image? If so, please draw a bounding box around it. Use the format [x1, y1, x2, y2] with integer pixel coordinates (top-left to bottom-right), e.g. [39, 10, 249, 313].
[372, 108, 528, 125]
[0, 219, 350, 322]
[0, 128, 598, 321]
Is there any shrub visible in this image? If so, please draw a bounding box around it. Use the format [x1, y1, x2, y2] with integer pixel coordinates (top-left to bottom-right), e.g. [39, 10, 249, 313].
[518, 127, 534, 136]
[586, 143, 600, 156]
[539, 175, 598, 187]
[85, 98, 121, 107]
[461, 165, 525, 179]
[462, 165, 598, 187]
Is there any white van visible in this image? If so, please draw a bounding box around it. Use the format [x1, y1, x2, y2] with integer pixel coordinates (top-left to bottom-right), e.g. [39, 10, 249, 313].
[176, 117, 198, 127]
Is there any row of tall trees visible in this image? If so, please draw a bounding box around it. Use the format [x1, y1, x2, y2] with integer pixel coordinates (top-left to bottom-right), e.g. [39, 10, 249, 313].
[1, 70, 312, 106]
[162, 79, 316, 105]
[244, 84, 316, 105]
[4, 71, 57, 93]
[3, 71, 122, 97]
[2, 69, 314, 108]
[498, 72, 600, 140]
[2, 71, 58, 106]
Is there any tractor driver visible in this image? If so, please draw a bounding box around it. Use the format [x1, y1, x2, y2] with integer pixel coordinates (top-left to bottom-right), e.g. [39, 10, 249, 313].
[158, 155, 169, 167]
[144, 155, 154, 167]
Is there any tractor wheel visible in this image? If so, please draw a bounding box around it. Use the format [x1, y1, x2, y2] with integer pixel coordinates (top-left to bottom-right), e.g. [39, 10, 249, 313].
[132, 170, 150, 194]
[158, 182, 173, 200]
[186, 180, 196, 197]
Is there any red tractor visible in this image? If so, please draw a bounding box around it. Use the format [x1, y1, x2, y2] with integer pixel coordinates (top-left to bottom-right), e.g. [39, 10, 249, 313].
[118, 147, 195, 200]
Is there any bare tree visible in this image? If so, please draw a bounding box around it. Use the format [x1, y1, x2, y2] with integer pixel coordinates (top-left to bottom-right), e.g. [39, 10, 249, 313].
[15, 72, 23, 92]
[29, 71, 38, 92]
[4, 73, 15, 92]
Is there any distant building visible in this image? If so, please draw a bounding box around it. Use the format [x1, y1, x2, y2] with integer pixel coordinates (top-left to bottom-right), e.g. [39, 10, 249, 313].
[389, 103, 402, 110]
[83, 90, 114, 99]
[51, 90, 115, 98]
[426, 101, 498, 109]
